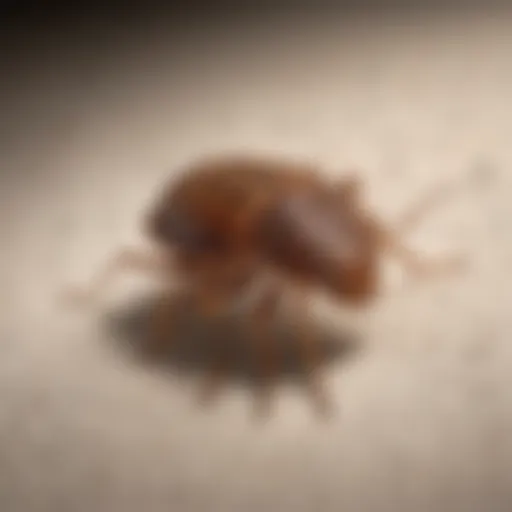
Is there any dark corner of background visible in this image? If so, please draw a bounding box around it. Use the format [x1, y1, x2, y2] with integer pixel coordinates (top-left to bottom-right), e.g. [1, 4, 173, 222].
[0, 0, 500, 70]
[0, 0, 499, 35]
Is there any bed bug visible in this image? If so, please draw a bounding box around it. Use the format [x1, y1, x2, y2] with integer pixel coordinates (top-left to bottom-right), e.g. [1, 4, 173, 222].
[63, 153, 465, 418]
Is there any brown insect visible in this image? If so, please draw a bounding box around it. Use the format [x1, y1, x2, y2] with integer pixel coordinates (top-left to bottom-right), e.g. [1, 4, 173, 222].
[64, 153, 465, 417]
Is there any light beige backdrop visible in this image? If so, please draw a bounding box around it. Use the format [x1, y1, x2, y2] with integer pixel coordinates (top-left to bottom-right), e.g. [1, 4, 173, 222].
[1, 6, 512, 512]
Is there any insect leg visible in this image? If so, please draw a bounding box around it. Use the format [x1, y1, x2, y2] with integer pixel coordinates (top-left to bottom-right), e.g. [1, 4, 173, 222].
[394, 180, 461, 234]
[194, 285, 236, 405]
[375, 221, 466, 280]
[61, 246, 169, 308]
[247, 280, 282, 420]
[374, 175, 473, 280]
[145, 289, 182, 357]
[193, 258, 258, 406]
[293, 290, 333, 418]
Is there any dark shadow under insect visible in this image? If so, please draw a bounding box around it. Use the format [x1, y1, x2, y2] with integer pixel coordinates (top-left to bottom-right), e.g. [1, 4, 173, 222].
[103, 290, 360, 418]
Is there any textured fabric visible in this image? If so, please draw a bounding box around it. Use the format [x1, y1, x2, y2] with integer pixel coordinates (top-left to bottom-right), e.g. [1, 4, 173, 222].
[1, 7, 511, 512]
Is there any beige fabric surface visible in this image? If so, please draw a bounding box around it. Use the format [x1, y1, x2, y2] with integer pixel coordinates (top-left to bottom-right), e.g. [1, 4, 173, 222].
[2, 7, 512, 512]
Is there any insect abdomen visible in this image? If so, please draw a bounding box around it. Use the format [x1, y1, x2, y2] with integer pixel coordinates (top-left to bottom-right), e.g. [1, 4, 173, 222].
[258, 193, 377, 301]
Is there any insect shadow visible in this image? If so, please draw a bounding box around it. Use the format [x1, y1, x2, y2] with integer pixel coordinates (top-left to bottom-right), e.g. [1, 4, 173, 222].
[102, 290, 361, 404]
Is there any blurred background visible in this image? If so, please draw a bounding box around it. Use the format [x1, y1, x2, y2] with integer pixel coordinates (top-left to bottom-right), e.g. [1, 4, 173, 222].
[1, 2, 512, 511]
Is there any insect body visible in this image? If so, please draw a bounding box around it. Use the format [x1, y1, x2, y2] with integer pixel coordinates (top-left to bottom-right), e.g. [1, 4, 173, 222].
[147, 155, 382, 305]
[64, 153, 465, 418]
